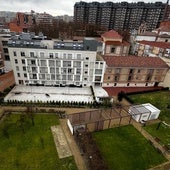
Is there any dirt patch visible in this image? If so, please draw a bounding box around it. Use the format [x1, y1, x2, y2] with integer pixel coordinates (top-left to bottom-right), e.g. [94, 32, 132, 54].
[51, 125, 72, 158]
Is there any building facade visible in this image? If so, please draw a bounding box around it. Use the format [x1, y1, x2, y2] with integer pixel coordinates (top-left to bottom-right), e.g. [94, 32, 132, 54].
[0, 32, 11, 72]
[102, 56, 169, 87]
[134, 40, 170, 58]
[101, 30, 130, 56]
[74, 1, 167, 31]
[8, 33, 105, 87]
[0, 50, 5, 74]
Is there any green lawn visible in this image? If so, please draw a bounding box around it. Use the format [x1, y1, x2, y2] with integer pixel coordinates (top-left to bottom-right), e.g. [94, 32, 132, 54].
[128, 91, 170, 123]
[144, 123, 170, 146]
[0, 113, 77, 170]
[93, 125, 167, 170]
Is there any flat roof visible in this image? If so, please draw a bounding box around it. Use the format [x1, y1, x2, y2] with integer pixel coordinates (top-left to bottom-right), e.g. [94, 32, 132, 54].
[93, 87, 109, 97]
[142, 103, 160, 112]
[130, 103, 160, 114]
[4, 85, 94, 103]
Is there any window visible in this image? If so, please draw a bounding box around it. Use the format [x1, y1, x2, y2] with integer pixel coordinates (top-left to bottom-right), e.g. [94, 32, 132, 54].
[5, 55, 10, 61]
[76, 69, 81, 74]
[95, 69, 102, 74]
[40, 60, 46, 66]
[84, 78, 87, 80]
[21, 52, 25, 56]
[146, 75, 151, 81]
[85, 64, 88, 67]
[108, 76, 110, 80]
[30, 52, 34, 57]
[114, 83, 117, 86]
[63, 61, 71, 67]
[40, 52, 44, 58]
[68, 68, 72, 74]
[31, 60, 36, 65]
[51, 74, 55, 80]
[148, 69, 154, 74]
[129, 69, 133, 74]
[17, 73, 20, 77]
[3, 48, 8, 53]
[24, 73, 27, 77]
[16, 66, 19, 71]
[138, 69, 140, 73]
[15, 59, 18, 64]
[13, 51, 17, 56]
[86, 57, 89, 60]
[23, 66, 26, 71]
[74, 61, 81, 67]
[50, 68, 55, 73]
[63, 53, 67, 59]
[22, 59, 25, 64]
[95, 76, 101, 81]
[77, 54, 81, 59]
[55, 53, 58, 58]
[2, 41, 8, 46]
[49, 53, 54, 58]
[128, 75, 132, 81]
[111, 47, 116, 53]
[115, 68, 121, 74]
[33, 74, 37, 79]
[68, 54, 72, 59]
[115, 75, 119, 81]
[49, 60, 55, 66]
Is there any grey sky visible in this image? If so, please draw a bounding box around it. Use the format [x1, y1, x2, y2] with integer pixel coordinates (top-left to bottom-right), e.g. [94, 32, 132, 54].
[0, 0, 168, 16]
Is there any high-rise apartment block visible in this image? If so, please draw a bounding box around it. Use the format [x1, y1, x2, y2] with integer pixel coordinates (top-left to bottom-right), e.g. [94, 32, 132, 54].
[74, 1, 169, 31]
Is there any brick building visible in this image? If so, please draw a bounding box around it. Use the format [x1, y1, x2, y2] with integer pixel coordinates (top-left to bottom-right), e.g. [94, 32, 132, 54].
[102, 56, 169, 87]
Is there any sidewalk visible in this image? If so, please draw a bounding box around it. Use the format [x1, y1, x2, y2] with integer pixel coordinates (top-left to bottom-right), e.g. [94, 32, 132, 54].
[60, 119, 87, 170]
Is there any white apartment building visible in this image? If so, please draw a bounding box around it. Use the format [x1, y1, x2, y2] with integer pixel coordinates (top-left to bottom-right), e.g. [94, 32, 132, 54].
[8, 33, 105, 87]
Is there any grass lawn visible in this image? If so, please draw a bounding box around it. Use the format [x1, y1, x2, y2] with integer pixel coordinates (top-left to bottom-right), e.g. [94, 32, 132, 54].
[0, 113, 77, 170]
[144, 123, 170, 146]
[128, 91, 170, 123]
[93, 125, 167, 170]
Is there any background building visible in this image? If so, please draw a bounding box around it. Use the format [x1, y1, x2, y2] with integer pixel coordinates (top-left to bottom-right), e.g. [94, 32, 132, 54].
[74, 1, 168, 31]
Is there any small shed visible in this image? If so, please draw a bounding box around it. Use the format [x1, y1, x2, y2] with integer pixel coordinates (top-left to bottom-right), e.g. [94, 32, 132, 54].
[129, 103, 160, 122]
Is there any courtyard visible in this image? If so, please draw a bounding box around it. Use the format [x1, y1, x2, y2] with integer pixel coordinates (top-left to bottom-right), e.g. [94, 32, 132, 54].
[0, 113, 77, 170]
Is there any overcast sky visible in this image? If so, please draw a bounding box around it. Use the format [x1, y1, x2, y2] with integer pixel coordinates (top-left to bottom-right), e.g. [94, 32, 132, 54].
[0, 0, 168, 16]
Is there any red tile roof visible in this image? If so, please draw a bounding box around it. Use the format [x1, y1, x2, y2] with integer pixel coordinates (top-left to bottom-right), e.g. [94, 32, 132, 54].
[105, 40, 129, 46]
[154, 26, 170, 32]
[138, 40, 170, 49]
[103, 86, 163, 96]
[103, 56, 169, 68]
[138, 31, 157, 36]
[102, 30, 122, 39]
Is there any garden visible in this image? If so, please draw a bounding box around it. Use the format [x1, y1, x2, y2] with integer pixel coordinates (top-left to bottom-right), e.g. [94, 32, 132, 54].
[0, 113, 77, 170]
[128, 90, 170, 146]
[128, 90, 170, 123]
[92, 125, 167, 170]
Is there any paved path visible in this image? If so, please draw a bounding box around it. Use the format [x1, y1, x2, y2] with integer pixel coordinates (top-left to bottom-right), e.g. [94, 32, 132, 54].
[60, 119, 87, 170]
[51, 125, 72, 159]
